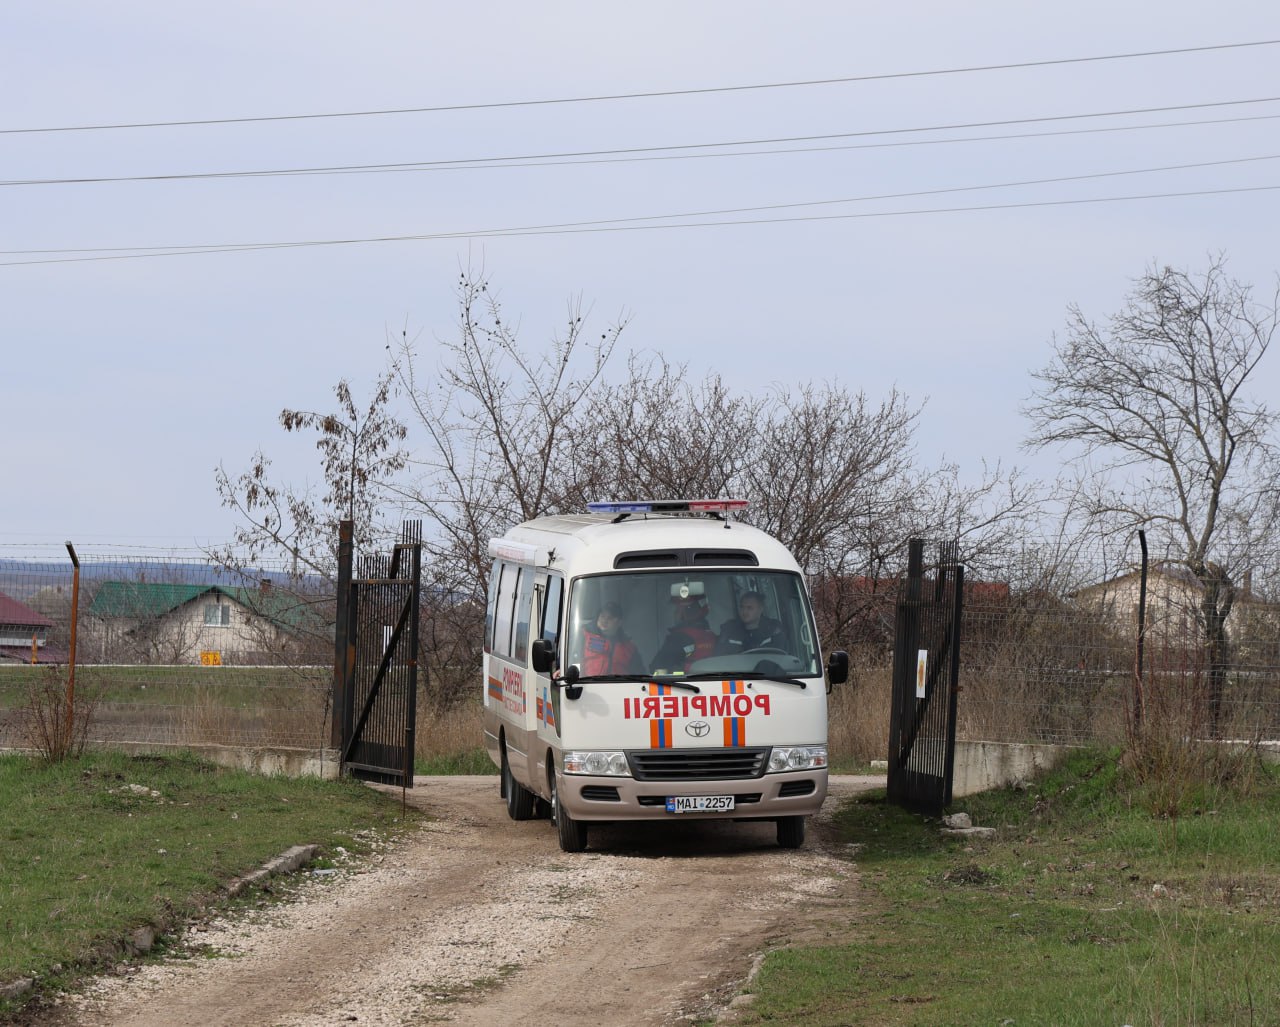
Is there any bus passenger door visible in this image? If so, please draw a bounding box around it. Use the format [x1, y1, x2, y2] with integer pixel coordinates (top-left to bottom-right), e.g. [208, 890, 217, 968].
[532, 573, 565, 781]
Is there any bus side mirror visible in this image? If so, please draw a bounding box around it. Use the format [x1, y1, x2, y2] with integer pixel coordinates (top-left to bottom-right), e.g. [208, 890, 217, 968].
[561, 663, 583, 700]
[531, 638, 556, 674]
[826, 650, 849, 687]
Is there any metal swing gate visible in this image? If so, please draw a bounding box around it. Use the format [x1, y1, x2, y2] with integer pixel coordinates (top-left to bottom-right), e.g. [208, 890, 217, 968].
[887, 539, 964, 812]
[333, 520, 422, 787]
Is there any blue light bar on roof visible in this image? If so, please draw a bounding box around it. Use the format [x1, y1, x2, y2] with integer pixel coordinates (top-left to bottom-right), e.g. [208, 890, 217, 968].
[588, 499, 749, 515]
[587, 502, 655, 514]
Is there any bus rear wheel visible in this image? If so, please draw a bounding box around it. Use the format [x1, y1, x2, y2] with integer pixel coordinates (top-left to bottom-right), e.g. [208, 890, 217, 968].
[776, 815, 805, 849]
[550, 772, 587, 853]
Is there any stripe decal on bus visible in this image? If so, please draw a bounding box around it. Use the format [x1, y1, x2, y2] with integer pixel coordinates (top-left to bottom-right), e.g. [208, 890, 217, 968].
[722, 680, 747, 747]
[537, 689, 556, 729]
[648, 683, 672, 748]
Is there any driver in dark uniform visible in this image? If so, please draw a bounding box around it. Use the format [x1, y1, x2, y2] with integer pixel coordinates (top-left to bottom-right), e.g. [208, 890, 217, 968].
[715, 590, 789, 655]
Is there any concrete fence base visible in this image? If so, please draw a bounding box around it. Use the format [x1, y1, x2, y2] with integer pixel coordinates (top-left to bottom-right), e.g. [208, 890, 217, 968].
[1, 741, 341, 779]
[951, 740, 1075, 797]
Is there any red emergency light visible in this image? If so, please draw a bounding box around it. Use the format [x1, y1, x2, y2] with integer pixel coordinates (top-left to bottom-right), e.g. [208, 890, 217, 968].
[587, 499, 749, 516]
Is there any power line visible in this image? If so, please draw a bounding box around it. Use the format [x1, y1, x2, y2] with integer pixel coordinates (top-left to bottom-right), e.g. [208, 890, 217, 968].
[7, 152, 1277, 253]
[6, 96, 1279, 189]
[4, 39, 1277, 136]
[4, 179, 1277, 267]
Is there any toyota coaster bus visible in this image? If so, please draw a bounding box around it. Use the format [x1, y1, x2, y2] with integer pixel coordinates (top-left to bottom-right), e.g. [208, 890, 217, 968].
[482, 499, 848, 852]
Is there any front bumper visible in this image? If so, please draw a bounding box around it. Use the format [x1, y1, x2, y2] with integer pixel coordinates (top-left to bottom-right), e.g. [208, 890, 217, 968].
[559, 767, 828, 822]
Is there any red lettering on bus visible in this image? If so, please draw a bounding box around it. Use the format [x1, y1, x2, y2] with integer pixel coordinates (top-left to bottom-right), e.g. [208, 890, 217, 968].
[625, 690, 775, 719]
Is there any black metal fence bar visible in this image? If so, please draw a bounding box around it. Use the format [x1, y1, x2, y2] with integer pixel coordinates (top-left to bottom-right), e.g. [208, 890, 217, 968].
[887, 540, 964, 812]
[339, 522, 422, 787]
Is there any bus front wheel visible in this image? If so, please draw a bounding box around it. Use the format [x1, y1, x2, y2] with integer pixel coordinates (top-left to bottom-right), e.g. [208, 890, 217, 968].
[550, 772, 587, 853]
[776, 815, 805, 849]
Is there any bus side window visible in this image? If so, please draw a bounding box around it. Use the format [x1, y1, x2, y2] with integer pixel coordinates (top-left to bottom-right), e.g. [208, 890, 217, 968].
[513, 567, 535, 662]
[492, 561, 519, 658]
[484, 558, 501, 653]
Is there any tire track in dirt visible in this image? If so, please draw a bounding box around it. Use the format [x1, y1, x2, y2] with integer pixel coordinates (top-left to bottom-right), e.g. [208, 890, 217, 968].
[58, 775, 881, 1027]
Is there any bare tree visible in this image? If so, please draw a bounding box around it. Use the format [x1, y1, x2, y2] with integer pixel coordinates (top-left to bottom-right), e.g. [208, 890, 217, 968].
[589, 354, 763, 500]
[1024, 257, 1280, 729]
[214, 374, 407, 580]
[387, 266, 629, 597]
[593, 376, 1039, 655]
[219, 267, 1037, 687]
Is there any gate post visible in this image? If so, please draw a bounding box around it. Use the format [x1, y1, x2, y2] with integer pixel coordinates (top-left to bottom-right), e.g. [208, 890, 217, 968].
[331, 519, 354, 750]
[941, 563, 965, 808]
[887, 539, 963, 812]
[403, 524, 422, 786]
[887, 539, 925, 805]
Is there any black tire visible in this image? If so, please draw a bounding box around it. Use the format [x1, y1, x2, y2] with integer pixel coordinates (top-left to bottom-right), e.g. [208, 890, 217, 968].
[777, 815, 805, 849]
[551, 772, 587, 853]
[503, 751, 535, 821]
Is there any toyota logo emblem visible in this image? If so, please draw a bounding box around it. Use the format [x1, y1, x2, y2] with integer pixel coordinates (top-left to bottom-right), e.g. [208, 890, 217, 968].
[685, 720, 711, 738]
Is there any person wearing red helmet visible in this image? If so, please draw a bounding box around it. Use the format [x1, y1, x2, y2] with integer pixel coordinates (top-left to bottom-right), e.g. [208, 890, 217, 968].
[651, 587, 716, 674]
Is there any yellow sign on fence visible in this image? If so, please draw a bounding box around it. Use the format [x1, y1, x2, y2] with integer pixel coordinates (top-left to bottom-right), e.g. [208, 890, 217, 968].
[200, 650, 222, 667]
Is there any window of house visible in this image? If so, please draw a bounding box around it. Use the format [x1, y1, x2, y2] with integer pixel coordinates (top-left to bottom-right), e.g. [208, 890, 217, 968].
[204, 602, 230, 627]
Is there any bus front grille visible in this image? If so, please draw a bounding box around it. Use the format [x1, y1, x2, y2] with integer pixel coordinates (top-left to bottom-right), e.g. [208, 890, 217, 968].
[628, 747, 768, 781]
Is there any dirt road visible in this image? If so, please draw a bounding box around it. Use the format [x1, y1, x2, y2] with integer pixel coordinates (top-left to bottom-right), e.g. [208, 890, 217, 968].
[59, 774, 881, 1027]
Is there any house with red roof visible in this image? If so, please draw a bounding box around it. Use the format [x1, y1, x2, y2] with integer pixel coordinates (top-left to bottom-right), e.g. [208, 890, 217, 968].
[0, 589, 60, 663]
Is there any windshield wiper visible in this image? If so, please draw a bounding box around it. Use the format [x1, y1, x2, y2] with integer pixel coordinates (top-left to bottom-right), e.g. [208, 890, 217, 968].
[570, 674, 642, 684]
[748, 674, 807, 688]
[646, 675, 702, 693]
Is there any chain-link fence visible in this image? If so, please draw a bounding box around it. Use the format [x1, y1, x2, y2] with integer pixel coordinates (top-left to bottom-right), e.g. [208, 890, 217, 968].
[0, 551, 335, 750]
[3, 538, 1278, 756]
[955, 537, 1280, 746]
[829, 535, 1280, 755]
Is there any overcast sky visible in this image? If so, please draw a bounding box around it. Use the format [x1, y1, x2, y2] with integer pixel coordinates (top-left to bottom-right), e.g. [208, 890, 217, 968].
[4, 2, 1279, 556]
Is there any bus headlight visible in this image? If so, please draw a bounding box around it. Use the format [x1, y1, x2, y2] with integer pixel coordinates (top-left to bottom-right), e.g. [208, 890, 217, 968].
[767, 746, 827, 773]
[563, 751, 631, 776]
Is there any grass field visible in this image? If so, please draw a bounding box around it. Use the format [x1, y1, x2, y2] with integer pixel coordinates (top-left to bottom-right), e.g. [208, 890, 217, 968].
[6, 744, 1278, 1023]
[0, 664, 328, 708]
[0, 750, 412, 1018]
[729, 747, 1280, 1026]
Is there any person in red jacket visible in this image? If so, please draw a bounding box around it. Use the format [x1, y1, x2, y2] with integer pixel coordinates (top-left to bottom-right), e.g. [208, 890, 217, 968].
[651, 592, 716, 674]
[580, 602, 644, 676]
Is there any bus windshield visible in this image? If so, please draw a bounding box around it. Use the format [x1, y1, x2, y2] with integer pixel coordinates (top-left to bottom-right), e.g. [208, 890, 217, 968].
[565, 570, 820, 680]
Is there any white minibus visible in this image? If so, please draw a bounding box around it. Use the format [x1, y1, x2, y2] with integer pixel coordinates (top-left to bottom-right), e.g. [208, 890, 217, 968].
[482, 499, 848, 851]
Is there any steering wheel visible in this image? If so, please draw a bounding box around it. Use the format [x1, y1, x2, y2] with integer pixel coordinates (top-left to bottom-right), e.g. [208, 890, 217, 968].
[742, 647, 788, 656]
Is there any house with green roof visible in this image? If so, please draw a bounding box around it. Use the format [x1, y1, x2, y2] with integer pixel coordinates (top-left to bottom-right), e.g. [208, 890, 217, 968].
[87, 580, 331, 665]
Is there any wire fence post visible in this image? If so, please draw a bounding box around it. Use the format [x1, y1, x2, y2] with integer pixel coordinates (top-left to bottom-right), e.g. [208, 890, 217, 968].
[64, 541, 80, 753]
[1134, 529, 1148, 732]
